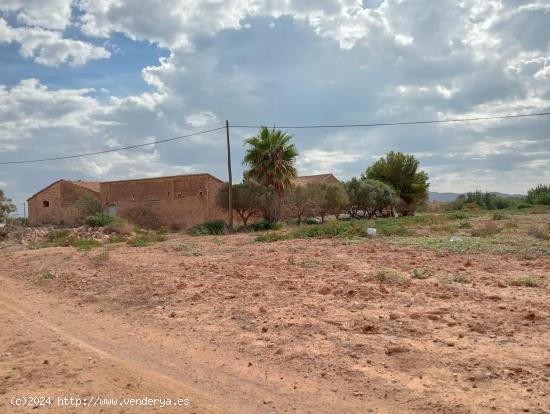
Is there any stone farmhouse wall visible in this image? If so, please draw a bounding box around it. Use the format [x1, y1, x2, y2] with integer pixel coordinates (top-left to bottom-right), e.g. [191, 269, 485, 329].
[27, 180, 99, 226]
[99, 174, 226, 230]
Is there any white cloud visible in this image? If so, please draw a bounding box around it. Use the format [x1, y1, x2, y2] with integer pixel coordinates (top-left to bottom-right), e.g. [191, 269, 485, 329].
[0, 0, 74, 30]
[0, 18, 110, 66]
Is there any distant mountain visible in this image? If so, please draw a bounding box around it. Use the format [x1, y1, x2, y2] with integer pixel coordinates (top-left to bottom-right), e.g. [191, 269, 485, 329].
[429, 191, 525, 202]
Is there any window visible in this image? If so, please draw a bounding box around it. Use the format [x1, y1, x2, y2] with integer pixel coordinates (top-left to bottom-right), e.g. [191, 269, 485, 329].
[199, 191, 204, 197]
[43, 200, 49, 207]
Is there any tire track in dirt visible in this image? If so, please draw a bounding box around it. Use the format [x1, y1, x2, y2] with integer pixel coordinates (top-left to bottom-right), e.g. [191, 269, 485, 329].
[0, 290, 226, 414]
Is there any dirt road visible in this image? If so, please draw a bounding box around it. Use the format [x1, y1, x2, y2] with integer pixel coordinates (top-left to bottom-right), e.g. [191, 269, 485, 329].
[1, 231, 549, 413]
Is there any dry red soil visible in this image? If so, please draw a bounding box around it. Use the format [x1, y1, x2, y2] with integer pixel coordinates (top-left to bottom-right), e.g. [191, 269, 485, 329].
[1, 233, 549, 413]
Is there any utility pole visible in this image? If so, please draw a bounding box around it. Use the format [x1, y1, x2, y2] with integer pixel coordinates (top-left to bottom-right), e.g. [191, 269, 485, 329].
[225, 120, 233, 230]
[23, 202, 26, 219]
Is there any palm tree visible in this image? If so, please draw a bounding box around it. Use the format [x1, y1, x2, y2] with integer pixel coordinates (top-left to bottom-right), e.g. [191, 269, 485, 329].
[243, 127, 298, 198]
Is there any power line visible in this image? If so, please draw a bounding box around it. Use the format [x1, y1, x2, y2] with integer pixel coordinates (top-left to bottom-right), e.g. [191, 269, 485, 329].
[0, 126, 226, 165]
[1, 111, 549, 165]
[231, 111, 550, 129]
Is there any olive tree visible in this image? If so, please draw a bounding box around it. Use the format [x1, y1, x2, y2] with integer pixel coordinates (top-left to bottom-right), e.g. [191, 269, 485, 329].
[345, 178, 398, 218]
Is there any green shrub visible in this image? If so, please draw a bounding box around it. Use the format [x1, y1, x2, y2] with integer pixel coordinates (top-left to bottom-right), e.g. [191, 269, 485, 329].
[378, 224, 408, 236]
[105, 217, 133, 235]
[46, 229, 72, 245]
[250, 219, 283, 231]
[510, 276, 539, 287]
[84, 213, 113, 227]
[411, 268, 431, 279]
[458, 221, 472, 229]
[453, 275, 471, 284]
[516, 203, 532, 209]
[76, 193, 102, 218]
[373, 269, 410, 285]
[447, 211, 470, 220]
[304, 218, 318, 225]
[187, 220, 228, 236]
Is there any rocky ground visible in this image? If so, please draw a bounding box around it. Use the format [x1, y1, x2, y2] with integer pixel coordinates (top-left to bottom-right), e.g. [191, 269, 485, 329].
[0, 212, 549, 413]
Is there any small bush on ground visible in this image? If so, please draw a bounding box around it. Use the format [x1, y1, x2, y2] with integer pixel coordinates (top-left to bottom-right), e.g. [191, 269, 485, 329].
[453, 275, 471, 284]
[250, 219, 282, 231]
[411, 268, 431, 279]
[527, 224, 550, 240]
[510, 276, 539, 287]
[76, 193, 102, 218]
[105, 217, 133, 235]
[458, 221, 472, 229]
[470, 222, 501, 237]
[373, 269, 410, 285]
[187, 220, 228, 236]
[84, 213, 113, 227]
[492, 211, 508, 220]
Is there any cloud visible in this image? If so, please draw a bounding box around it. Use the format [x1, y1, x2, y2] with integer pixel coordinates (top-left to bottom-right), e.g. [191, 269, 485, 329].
[1, 0, 550, 206]
[0, 18, 110, 66]
[0, 0, 74, 30]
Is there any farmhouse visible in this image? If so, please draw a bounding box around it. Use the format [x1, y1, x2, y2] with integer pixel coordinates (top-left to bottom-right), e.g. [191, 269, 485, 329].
[27, 180, 101, 226]
[99, 173, 225, 230]
[292, 173, 340, 186]
[27, 173, 339, 228]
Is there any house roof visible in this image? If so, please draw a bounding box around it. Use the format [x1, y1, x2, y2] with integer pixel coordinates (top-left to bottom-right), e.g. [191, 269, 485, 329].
[292, 174, 339, 187]
[27, 179, 100, 200]
[100, 173, 224, 185]
[69, 180, 101, 193]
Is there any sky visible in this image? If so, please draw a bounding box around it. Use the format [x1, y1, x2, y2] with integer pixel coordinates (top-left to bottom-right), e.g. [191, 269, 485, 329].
[1, 0, 549, 212]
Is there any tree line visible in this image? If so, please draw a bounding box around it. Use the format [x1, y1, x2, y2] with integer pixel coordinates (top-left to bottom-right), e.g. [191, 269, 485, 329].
[216, 127, 430, 225]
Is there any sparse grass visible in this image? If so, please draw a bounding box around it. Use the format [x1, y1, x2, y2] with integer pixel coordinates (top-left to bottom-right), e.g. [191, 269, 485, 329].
[458, 221, 472, 229]
[173, 240, 199, 251]
[108, 234, 128, 243]
[453, 275, 471, 284]
[373, 269, 410, 285]
[470, 222, 501, 237]
[182, 251, 203, 257]
[43, 271, 55, 280]
[492, 211, 508, 221]
[390, 236, 550, 256]
[89, 250, 109, 266]
[297, 257, 321, 268]
[127, 228, 166, 247]
[447, 211, 470, 220]
[411, 268, 431, 279]
[32, 229, 102, 251]
[510, 276, 540, 287]
[255, 232, 288, 243]
[527, 224, 550, 240]
[72, 238, 102, 251]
